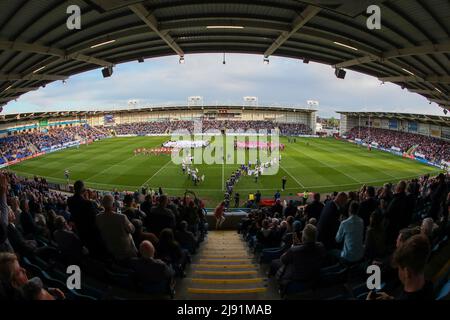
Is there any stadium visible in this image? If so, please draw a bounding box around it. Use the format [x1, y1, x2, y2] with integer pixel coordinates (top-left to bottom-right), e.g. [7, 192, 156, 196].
[0, 0, 449, 307]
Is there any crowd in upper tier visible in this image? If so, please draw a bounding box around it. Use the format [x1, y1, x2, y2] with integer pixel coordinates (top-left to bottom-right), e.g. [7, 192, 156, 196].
[113, 120, 313, 135]
[347, 127, 450, 164]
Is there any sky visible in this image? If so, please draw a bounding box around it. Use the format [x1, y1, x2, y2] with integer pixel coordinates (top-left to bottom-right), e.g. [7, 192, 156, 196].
[4, 53, 445, 118]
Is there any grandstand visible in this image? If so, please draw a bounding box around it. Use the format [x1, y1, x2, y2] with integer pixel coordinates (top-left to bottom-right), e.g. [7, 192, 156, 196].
[339, 112, 450, 167]
[0, 0, 449, 306]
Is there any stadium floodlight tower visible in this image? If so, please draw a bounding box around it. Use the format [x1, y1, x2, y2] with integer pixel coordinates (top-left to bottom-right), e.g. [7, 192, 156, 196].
[128, 99, 139, 109]
[307, 100, 319, 125]
[307, 100, 319, 108]
[188, 96, 204, 108]
[243, 96, 258, 107]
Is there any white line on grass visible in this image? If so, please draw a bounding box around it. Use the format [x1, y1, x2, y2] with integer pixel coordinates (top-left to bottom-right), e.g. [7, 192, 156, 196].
[289, 143, 362, 184]
[140, 159, 173, 188]
[310, 140, 398, 179]
[279, 164, 305, 188]
[85, 153, 139, 183]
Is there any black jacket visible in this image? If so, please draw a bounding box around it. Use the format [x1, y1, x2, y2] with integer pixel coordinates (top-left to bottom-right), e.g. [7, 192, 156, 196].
[317, 201, 341, 250]
[280, 242, 326, 282]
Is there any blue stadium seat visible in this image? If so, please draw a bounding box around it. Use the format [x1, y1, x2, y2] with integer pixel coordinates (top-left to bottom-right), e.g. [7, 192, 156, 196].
[436, 280, 450, 300]
[259, 247, 286, 264]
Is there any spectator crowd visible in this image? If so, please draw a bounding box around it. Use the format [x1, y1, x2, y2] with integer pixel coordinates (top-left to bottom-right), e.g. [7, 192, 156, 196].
[347, 127, 450, 164]
[238, 172, 449, 299]
[0, 172, 208, 300]
[0, 126, 108, 164]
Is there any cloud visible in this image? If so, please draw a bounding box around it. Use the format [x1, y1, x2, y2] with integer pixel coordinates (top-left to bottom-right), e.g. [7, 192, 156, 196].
[5, 53, 444, 118]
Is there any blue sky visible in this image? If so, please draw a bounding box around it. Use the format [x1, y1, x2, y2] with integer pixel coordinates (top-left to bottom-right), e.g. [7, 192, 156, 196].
[5, 53, 445, 118]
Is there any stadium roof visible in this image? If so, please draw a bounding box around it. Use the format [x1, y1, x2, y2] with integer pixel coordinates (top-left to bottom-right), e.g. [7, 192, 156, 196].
[0, 104, 316, 124]
[0, 0, 449, 110]
[337, 111, 450, 126]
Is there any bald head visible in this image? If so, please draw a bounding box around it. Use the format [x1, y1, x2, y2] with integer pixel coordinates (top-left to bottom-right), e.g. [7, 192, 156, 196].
[140, 240, 155, 259]
[102, 194, 114, 212]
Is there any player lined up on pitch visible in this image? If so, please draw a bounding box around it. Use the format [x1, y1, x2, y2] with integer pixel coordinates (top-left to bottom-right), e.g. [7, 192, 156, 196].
[181, 155, 204, 186]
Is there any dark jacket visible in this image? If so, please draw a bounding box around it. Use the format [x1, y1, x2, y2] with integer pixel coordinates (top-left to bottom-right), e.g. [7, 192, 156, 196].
[304, 201, 324, 221]
[280, 242, 326, 283]
[145, 206, 176, 236]
[130, 257, 174, 285]
[67, 194, 105, 256]
[385, 192, 410, 244]
[358, 197, 378, 228]
[317, 201, 341, 250]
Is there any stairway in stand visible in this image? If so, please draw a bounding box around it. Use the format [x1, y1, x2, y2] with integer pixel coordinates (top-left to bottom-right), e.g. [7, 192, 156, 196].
[176, 230, 278, 300]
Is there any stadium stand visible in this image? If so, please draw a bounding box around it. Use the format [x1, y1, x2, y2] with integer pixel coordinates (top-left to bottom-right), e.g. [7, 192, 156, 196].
[0, 165, 448, 300]
[347, 127, 450, 164]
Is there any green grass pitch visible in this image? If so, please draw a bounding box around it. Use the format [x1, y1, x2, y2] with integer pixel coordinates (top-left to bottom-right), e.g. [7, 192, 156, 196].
[9, 136, 442, 206]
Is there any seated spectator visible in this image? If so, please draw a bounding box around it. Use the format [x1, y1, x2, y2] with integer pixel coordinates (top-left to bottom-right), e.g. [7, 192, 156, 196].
[275, 224, 326, 289]
[122, 194, 146, 221]
[53, 216, 86, 263]
[130, 240, 174, 288]
[130, 219, 158, 247]
[335, 201, 364, 263]
[420, 218, 438, 245]
[175, 221, 197, 254]
[145, 195, 176, 236]
[396, 227, 421, 249]
[156, 228, 188, 276]
[364, 210, 387, 261]
[0, 253, 64, 300]
[368, 235, 433, 300]
[96, 195, 137, 262]
[34, 214, 50, 240]
[20, 277, 57, 300]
